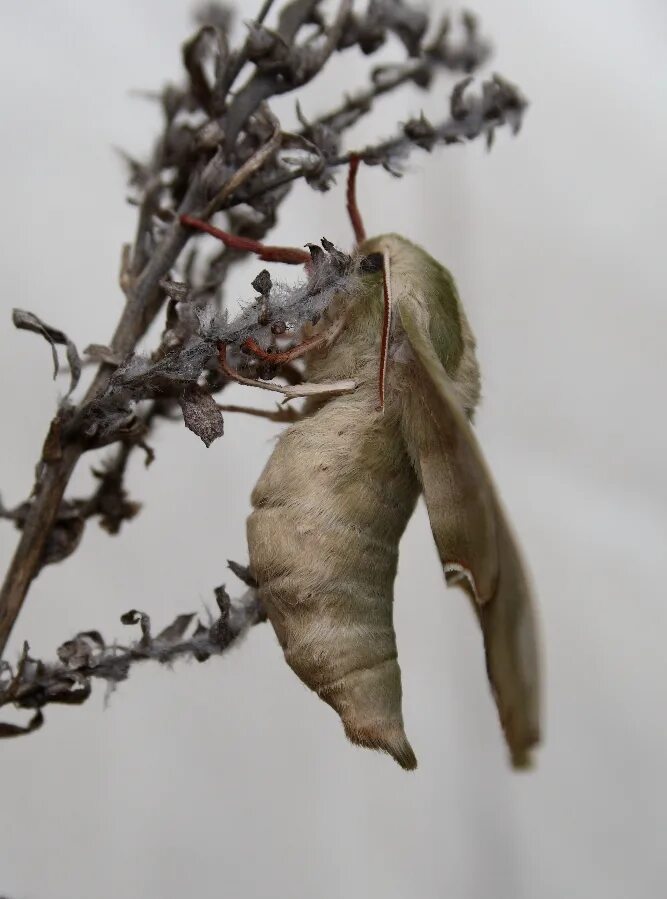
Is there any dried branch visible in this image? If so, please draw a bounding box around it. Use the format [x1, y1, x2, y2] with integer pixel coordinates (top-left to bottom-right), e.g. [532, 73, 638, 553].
[0, 0, 528, 674]
[11, 309, 82, 397]
[222, 0, 353, 149]
[316, 10, 491, 133]
[237, 73, 527, 203]
[0, 578, 264, 736]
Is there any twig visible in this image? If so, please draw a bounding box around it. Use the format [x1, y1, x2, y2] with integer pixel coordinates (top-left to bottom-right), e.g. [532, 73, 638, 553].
[0, 582, 264, 734]
[202, 108, 283, 217]
[218, 0, 279, 96]
[235, 74, 527, 207]
[223, 0, 353, 150]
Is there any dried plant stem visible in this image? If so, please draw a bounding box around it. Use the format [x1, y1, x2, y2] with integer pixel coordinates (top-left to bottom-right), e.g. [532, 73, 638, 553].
[0, 449, 78, 658]
[0, 586, 264, 727]
[0, 178, 204, 658]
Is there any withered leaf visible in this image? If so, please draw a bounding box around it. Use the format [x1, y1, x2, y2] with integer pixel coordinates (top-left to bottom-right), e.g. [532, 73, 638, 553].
[182, 24, 229, 114]
[246, 25, 289, 65]
[2, 494, 86, 572]
[178, 385, 224, 447]
[450, 75, 473, 120]
[403, 113, 436, 150]
[320, 237, 351, 271]
[210, 584, 232, 646]
[0, 709, 44, 738]
[120, 609, 151, 646]
[155, 613, 196, 643]
[192, 620, 211, 662]
[41, 513, 86, 567]
[251, 269, 272, 297]
[227, 559, 258, 588]
[12, 308, 81, 396]
[277, 0, 321, 42]
[57, 631, 104, 669]
[114, 338, 213, 396]
[90, 461, 142, 535]
[371, 0, 428, 57]
[43, 680, 92, 705]
[159, 278, 190, 304]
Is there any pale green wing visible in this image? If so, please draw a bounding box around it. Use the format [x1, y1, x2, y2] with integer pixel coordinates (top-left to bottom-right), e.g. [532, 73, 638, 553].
[397, 292, 541, 767]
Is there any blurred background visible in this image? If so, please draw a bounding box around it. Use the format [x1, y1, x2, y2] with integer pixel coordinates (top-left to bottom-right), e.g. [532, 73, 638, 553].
[1, 1, 665, 897]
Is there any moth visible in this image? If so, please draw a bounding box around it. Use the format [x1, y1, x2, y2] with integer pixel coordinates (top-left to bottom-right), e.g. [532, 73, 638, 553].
[182, 158, 541, 770]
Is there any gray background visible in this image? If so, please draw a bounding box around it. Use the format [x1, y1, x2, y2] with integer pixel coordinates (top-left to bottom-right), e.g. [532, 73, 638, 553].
[1, 1, 665, 897]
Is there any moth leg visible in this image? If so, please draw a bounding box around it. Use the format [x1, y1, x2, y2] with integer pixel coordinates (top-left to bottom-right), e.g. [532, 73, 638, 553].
[218, 343, 356, 399]
[218, 403, 304, 423]
[241, 315, 347, 365]
[346, 154, 367, 245]
[376, 252, 393, 412]
[180, 215, 311, 265]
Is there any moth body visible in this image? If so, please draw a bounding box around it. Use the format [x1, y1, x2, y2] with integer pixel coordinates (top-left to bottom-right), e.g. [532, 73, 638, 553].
[247, 235, 540, 770]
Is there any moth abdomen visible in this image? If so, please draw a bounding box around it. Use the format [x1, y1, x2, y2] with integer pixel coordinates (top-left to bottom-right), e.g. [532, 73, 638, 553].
[245, 224, 539, 770]
[248, 385, 421, 768]
[319, 658, 418, 772]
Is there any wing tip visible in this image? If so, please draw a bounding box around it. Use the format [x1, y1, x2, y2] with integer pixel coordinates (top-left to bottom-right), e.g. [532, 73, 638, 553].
[506, 719, 541, 771]
[509, 740, 538, 771]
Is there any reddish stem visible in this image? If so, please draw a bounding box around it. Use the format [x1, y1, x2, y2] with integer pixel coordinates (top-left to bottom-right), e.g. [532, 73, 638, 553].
[180, 215, 311, 265]
[346, 155, 367, 246]
[241, 334, 324, 365]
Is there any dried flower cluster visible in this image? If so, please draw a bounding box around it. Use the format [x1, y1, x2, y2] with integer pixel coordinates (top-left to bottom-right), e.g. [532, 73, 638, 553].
[0, 0, 527, 734]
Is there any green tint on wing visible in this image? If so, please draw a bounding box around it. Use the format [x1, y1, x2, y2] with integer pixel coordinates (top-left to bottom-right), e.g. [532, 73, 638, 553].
[398, 291, 541, 768]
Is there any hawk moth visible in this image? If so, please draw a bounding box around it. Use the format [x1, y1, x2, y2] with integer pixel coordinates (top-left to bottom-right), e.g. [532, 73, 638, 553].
[183, 160, 541, 771]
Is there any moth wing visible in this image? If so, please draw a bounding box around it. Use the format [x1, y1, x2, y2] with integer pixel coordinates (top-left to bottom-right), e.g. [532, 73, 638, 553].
[397, 291, 541, 767]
